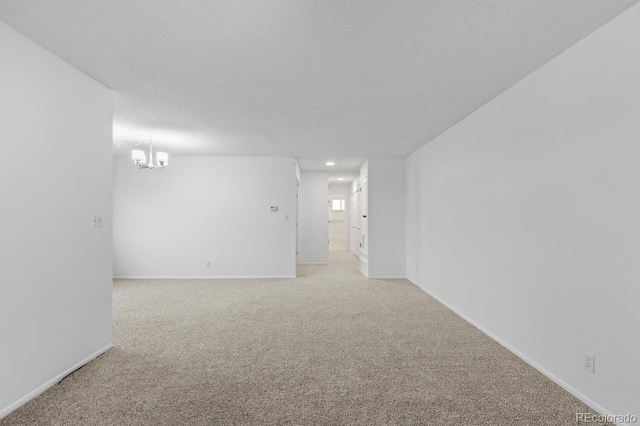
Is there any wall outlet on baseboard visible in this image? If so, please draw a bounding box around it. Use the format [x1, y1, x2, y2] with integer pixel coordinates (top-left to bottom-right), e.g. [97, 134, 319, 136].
[583, 351, 595, 373]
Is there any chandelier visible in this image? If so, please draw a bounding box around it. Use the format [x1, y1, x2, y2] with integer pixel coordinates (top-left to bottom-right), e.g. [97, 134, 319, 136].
[131, 139, 168, 170]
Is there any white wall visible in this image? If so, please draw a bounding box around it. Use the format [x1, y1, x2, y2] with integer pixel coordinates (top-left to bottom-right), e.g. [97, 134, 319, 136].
[406, 3, 640, 420]
[0, 22, 113, 418]
[297, 171, 329, 263]
[367, 158, 406, 278]
[113, 156, 297, 278]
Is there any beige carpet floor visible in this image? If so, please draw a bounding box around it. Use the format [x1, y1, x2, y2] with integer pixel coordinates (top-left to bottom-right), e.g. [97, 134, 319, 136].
[1, 251, 608, 425]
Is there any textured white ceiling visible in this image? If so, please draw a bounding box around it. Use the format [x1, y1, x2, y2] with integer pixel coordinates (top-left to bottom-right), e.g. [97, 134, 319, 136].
[1, 0, 636, 175]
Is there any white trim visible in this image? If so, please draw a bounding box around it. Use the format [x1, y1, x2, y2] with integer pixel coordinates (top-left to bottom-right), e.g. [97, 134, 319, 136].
[113, 275, 296, 280]
[408, 279, 623, 424]
[0, 343, 113, 420]
[368, 275, 406, 279]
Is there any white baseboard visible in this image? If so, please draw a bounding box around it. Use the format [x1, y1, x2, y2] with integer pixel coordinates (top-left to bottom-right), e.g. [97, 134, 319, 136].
[0, 343, 113, 420]
[368, 275, 406, 279]
[113, 275, 296, 279]
[408, 279, 624, 425]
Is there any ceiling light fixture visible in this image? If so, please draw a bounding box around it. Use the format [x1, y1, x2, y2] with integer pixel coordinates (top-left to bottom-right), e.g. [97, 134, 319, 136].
[338, 177, 344, 181]
[326, 161, 335, 166]
[132, 139, 169, 170]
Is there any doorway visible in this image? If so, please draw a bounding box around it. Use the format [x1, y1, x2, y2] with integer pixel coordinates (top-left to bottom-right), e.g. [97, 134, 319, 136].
[329, 198, 346, 251]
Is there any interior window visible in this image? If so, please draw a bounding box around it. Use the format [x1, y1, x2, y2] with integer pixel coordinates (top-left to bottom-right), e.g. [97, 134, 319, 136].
[331, 199, 345, 211]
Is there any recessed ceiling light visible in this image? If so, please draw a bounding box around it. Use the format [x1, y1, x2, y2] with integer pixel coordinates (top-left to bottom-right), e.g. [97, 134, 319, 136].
[326, 161, 335, 166]
[338, 178, 344, 181]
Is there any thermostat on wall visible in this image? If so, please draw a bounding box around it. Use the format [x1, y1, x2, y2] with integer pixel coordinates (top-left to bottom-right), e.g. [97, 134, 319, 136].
[270, 206, 278, 212]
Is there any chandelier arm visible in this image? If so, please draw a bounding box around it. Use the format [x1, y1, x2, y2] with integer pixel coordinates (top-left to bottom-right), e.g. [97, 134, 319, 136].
[130, 138, 167, 171]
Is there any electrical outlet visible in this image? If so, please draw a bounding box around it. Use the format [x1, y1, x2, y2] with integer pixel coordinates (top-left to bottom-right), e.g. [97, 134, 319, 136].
[583, 351, 595, 373]
[91, 214, 102, 228]
[206, 261, 211, 268]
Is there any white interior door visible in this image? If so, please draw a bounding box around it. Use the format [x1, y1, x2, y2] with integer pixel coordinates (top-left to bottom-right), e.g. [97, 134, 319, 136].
[350, 190, 361, 256]
[359, 176, 368, 276]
